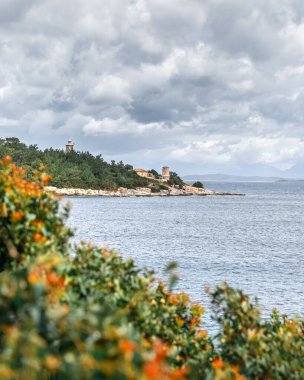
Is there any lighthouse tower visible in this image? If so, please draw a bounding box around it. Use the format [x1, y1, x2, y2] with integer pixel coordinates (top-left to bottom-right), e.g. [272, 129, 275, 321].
[66, 139, 74, 153]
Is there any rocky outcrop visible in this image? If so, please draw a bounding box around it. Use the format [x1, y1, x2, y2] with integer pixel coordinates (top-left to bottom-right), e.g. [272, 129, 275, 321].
[45, 186, 243, 197]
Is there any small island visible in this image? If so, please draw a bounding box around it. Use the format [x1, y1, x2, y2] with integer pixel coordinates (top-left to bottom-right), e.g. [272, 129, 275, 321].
[0, 137, 243, 196]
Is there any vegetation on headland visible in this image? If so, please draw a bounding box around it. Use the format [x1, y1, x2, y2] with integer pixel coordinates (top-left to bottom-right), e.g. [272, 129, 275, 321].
[0, 157, 303, 379]
[192, 181, 204, 189]
[0, 137, 185, 191]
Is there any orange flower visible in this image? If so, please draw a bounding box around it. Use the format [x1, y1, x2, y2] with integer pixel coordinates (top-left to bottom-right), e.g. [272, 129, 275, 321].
[119, 340, 136, 354]
[2, 156, 11, 166]
[10, 211, 24, 222]
[169, 295, 179, 305]
[14, 177, 22, 186]
[154, 341, 169, 361]
[19, 168, 26, 175]
[41, 173, 52, 185]
[196, 328, 208, 339]
[231, 365, 240, 374]
[189, 317, 200, 329]
[44, 355, 60, 371]
[102, 248, 111, 257]
[28, 271, 41, 284]
[212, 358, 224, 369]
[170, 366, 189, 379]
[236, 375, 246, 380]
[46, 272, 65, 288]
[33, 233, 47, 243]
[176, 317, 184, 327]
[144, 361, 161, 379]
[178, 293, 189, 304]
[32, 220, 45, 230]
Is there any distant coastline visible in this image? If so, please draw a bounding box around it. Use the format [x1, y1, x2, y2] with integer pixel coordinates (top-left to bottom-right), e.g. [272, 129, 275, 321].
[183, 173, 303, 183]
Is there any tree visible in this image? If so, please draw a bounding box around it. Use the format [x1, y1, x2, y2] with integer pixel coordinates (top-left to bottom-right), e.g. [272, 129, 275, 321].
[192, 181, 204, 189]
[0, 137, 154, 190]
[168, 172, 184, 189]
[149, 169, 160, 178]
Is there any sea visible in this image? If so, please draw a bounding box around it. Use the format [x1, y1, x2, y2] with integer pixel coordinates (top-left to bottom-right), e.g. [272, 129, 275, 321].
[67, 180, 304, 334]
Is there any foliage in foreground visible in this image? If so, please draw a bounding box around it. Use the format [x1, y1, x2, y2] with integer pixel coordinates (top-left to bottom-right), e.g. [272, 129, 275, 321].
[0, 157, 303, 379]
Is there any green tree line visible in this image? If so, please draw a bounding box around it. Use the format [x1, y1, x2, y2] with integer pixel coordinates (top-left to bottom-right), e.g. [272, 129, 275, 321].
[0, 137, 154, 190]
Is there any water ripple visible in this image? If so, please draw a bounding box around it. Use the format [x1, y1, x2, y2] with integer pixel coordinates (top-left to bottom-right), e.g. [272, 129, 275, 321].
[67, 181, 304, 333]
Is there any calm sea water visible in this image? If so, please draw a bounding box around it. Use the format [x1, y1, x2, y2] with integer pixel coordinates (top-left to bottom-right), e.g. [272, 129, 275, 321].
[67, 181, 304, 333]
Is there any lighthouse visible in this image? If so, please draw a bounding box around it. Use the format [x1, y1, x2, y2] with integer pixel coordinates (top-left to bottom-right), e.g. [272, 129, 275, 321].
[66, 139, 74, 153]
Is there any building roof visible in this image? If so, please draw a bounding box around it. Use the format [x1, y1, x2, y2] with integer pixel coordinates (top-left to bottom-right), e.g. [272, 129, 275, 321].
[134, 168, 148, 172]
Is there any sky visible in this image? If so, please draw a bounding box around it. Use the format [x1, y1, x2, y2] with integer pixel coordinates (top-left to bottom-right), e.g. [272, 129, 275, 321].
[0, 0, 304, 177]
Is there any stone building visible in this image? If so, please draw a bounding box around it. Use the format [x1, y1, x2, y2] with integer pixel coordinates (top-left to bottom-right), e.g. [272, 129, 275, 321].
[66, 139, 74, 152]
[134, 166, 171, 181]
[134, 168, 155, 179]
[162, 166, 170, 180]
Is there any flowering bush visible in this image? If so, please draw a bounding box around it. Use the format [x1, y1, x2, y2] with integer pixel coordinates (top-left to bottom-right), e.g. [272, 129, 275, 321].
[209, 284, 304, 379]
[65, 244, 211, 368]
[0, 156, 72, 271]
[0, 157, 303, 380]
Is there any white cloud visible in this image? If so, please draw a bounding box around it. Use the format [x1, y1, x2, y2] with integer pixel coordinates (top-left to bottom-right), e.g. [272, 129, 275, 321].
[22, 110, 56, 137]
[1, 0, 304, 175]
[87, 75, 131, 105]
[83, 116, 163, 135]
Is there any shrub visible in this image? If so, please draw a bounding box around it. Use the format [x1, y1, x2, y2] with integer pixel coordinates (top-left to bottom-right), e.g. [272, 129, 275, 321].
[192, 182, 204, 189]
[168, 172, 185, 189]
[0, 157, 206, 379]
[66, 245, 211, 367]
[0, 156, 303, 380]
[209, 284, 304, 380]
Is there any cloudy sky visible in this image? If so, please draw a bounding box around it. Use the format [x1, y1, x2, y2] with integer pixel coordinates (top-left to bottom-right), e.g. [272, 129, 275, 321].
[1, 0, 304, 176]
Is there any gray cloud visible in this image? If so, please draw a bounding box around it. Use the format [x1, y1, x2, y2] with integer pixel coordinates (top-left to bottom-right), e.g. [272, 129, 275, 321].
[0, 0, 38, 23]
[0, 0, 304, 176]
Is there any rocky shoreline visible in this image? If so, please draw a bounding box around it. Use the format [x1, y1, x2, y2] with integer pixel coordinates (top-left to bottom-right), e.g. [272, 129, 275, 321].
[45, 185, 244, 197]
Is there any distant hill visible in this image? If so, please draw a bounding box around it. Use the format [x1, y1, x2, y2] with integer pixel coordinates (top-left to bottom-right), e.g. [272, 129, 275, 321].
[182, 162, 304, 182]
[182, 173, 293, 183]
[283, 162, 304, 178]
